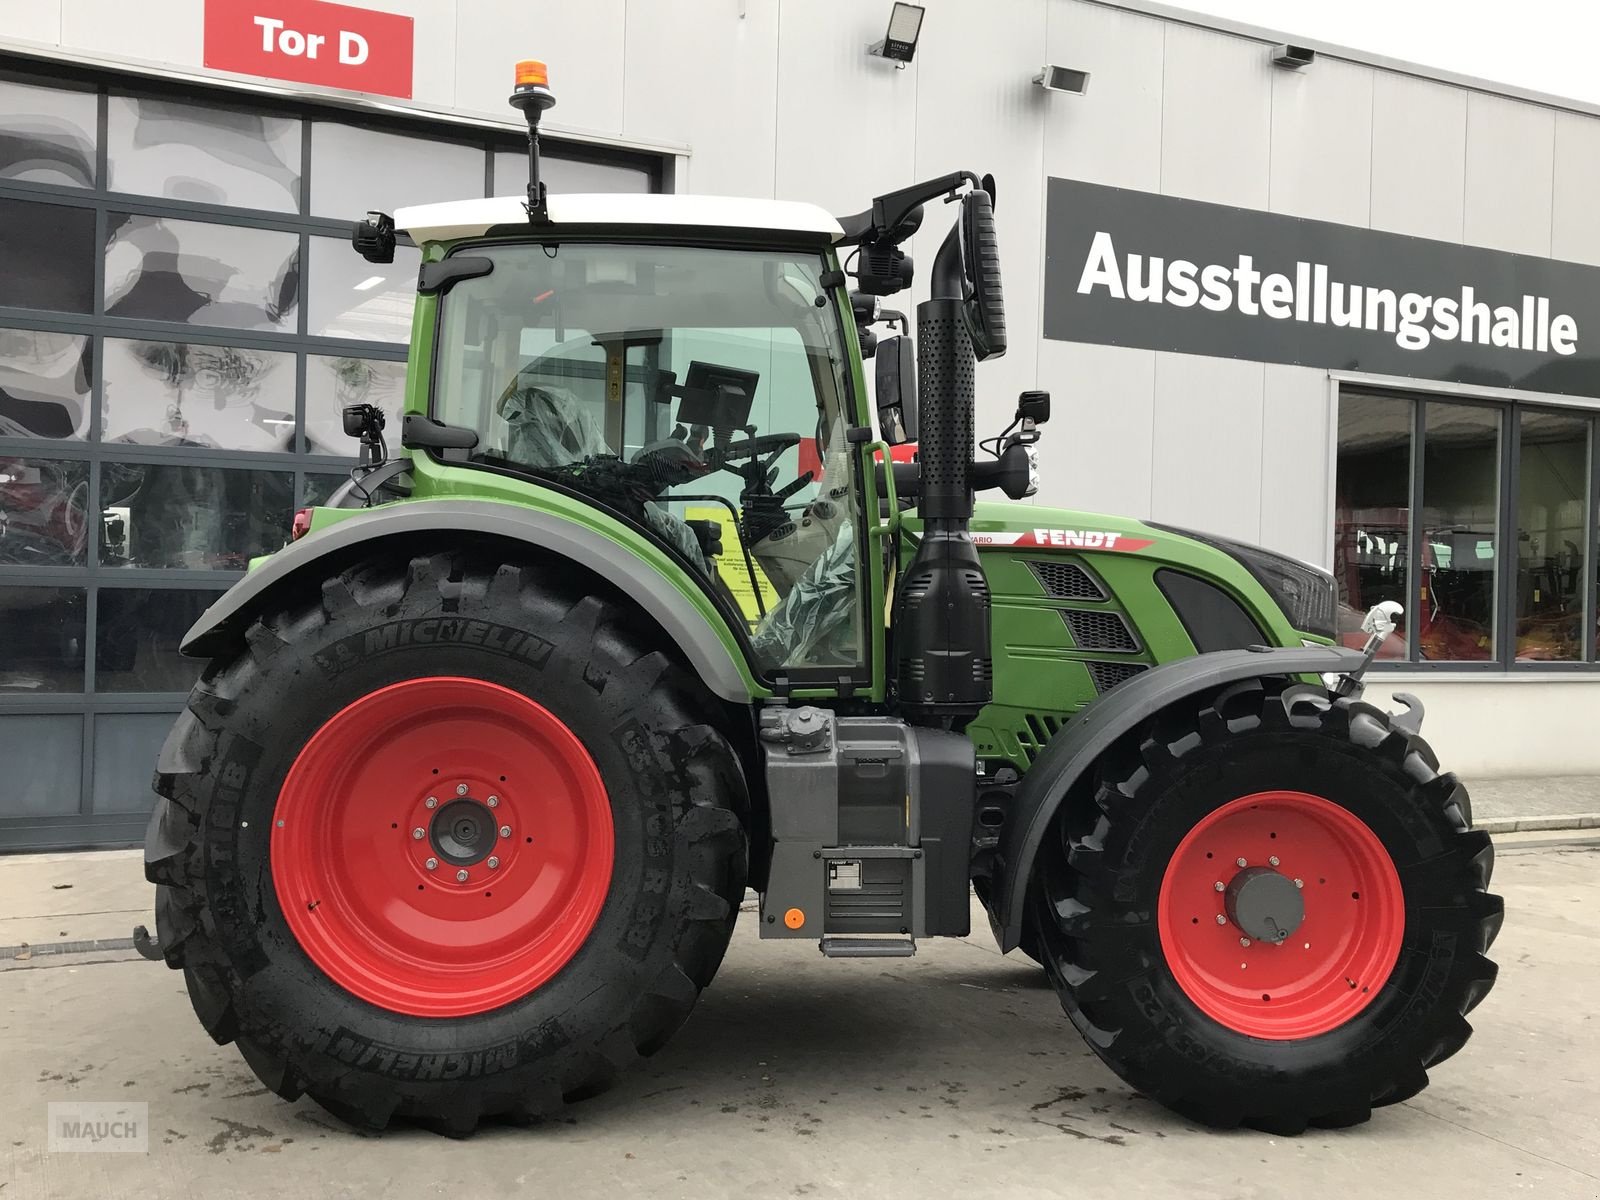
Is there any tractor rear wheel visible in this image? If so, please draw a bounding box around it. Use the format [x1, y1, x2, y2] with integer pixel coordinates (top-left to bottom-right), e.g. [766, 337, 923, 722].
[1029, 678, 1501, 1134]
[144, 551, 747, 1133]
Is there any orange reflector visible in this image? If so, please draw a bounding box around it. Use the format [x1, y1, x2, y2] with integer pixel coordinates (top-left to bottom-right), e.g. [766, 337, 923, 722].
[514, 60, 549, 88]
[783, 907, 805, 930]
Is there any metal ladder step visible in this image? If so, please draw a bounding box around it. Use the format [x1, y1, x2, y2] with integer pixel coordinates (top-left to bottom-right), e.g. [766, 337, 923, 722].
[819, 936, 917, 958]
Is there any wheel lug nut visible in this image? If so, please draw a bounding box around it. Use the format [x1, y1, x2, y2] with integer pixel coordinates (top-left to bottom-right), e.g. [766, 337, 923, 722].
[487, 856, 500, 869]
[1235, 857, 1247, 868]
[456, 784, 469, 796]
[425, 857, 438, 870]
[1240, 937, 1251, 948]
[411, 827, 425, 840]
[1269, 855, 1280, 867]
[487, 796, 499, 808]
[1294, 878, 1304, 889]
[456, 869, 469, 882]
[499, 825, 512, 839]
[424, 797, 437, 809]
[1213, 881, 1224, 893]
[1215, 914, 1227, 925]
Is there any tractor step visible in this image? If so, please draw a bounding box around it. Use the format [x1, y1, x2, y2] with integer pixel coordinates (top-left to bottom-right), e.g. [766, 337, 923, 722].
[819, 936, 917, 958]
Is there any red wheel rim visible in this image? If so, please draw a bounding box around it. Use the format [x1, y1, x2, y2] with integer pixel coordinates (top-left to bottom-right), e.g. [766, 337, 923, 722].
[271, 677, 613, 1017]
[1156, 790, 1404, 1039]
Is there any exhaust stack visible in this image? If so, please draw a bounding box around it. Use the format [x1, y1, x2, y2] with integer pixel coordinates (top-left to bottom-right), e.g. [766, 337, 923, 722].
[892, 216, 994, 726]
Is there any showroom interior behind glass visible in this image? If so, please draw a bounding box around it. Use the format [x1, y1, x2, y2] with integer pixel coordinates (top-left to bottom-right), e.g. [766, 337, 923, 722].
[1336, 388, 1596, 667]
[0, 63, 658, 848]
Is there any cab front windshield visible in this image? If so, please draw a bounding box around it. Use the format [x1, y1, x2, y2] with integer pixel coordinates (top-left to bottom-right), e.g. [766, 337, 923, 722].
[433, 241, 865, 671]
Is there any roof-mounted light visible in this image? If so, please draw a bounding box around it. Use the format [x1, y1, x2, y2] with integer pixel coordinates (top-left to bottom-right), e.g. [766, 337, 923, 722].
[508, 58, 556, 225]
[512, 58, 552, 97]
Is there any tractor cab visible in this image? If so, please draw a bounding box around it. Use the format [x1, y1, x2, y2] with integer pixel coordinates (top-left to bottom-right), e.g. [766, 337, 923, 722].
[388, 195, 872, 676]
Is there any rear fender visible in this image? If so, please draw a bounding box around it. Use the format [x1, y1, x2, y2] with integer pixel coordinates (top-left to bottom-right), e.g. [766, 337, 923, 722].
[181, 499, 760, 704]
[988, 645, 1366, 952]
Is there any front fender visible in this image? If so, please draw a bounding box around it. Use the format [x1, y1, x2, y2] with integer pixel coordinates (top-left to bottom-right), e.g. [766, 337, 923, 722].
[181, 499, 760, 704]
[989, 645, 1366, 952]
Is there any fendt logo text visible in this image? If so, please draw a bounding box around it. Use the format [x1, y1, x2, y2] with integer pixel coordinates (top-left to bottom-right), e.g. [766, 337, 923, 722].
[971, 529, 1155, 552]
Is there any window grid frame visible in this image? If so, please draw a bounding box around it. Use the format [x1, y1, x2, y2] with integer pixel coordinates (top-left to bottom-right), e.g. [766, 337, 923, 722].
[0, 57, 662, 844]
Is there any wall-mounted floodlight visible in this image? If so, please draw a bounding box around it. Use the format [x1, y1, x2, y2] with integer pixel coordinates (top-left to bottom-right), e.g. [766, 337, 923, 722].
[867, 3, 925, 67]
[1271, 43, 1315, 69]
[1034, 65, 1091, 95]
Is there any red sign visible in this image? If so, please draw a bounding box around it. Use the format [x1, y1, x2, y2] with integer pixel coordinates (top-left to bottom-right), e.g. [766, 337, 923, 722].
[204, 0, 414, 100]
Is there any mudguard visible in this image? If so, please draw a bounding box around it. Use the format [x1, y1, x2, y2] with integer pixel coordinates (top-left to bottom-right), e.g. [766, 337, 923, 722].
[988, 644, 1366, 952]
[180, 499, 758, 703]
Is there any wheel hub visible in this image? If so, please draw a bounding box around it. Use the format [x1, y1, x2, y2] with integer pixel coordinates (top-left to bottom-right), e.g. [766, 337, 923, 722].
[1223, 866, 1305, 943]
[429, 798, 496, 866]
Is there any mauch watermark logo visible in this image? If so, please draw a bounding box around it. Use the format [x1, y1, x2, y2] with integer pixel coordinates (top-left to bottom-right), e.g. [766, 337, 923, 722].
[47, 1102, 148, 1153]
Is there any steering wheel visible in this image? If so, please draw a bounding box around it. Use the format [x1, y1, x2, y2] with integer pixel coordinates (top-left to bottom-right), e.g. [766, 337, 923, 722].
[706, 430, 801, 474]
[632, 429, 812, 509]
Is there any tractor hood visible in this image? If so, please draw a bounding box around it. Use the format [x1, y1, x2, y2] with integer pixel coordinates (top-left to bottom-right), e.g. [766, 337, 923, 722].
[900, 499, 1336, 646]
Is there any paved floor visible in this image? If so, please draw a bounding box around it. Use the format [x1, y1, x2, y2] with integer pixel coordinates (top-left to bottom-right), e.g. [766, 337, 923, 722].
[1, 842, 1596, 1200]
[1471, 776, 1599, 829]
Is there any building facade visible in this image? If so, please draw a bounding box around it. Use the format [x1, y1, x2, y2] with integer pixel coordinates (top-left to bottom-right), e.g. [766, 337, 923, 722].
[2, 0, 1598, 849]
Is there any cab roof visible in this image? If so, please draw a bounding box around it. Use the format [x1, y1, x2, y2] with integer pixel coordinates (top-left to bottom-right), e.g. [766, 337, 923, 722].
[394, 193, 846, 244]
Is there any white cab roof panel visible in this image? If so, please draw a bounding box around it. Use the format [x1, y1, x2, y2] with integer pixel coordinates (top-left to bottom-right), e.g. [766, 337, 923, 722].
[395, 193, 845, 243]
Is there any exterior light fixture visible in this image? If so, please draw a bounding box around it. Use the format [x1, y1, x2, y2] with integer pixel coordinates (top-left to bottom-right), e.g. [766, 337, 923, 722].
[1271, 44, 1315, 69]
[1034, 65, 1091, 95]
[867, 3, 925, 67]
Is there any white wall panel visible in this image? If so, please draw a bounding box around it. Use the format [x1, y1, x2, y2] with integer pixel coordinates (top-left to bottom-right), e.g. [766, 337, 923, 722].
[1369, 72, 1467, 242]
[911, 0, 1046, 424]
[1551, 111, 1600, 268]
[1150, 352, 1263, 542]
[1033, 340, 1155, 519]
[1268, 56, 1372, 227]
[0, 2, 61, 44]
[1463, 91, 1555, 257]
[61, 0, 204, 69]
[1258, 364, 1331, 567]
[1160, 23, 1271, 209]
[622, 0, 777, 197]
[772, 0, 917, 216]
[454, 0, 619, 132]
[1043, 1, 1164, 193]
[1373, 675, 1600, 778]
[364, 0, 457, 110]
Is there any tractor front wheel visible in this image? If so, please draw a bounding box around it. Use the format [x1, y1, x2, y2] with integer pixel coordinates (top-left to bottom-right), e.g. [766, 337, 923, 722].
[1029, 678, 1502, 1134]
[144, 552, 747, 1133]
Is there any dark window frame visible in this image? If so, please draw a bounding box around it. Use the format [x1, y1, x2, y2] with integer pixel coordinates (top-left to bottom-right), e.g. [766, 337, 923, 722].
[0, 55, 666, 847]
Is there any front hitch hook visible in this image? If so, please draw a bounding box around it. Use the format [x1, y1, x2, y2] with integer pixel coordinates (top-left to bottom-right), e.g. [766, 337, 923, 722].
[1334, 600, 1404, 699]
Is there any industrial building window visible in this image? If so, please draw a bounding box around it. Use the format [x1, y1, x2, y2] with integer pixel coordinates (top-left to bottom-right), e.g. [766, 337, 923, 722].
[1335, 388, 1596, 668]
[0, 59, 662, 850]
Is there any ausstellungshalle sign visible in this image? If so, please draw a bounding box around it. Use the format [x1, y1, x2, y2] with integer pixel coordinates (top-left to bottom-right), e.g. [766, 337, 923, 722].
[1043, 178, 1600, 397]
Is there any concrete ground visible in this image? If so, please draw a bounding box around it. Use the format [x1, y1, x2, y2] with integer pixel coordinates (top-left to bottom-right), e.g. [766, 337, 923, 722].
[1470, 775, 1599, 831]
[1, 839, 1597, 1200]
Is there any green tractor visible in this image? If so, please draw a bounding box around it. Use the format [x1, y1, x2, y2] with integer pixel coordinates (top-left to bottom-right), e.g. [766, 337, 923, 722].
[139, 61, 1501, 1136]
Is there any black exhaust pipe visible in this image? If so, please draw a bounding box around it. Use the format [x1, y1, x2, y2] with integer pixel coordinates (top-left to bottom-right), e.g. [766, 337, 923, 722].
[892, 229, 993, 725]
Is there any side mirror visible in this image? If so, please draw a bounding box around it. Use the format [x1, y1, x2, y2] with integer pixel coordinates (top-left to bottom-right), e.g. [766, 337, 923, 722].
[958, 187, 1007, 361]
[351, 211, 396, 265]
[875, 335, 918, 445]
